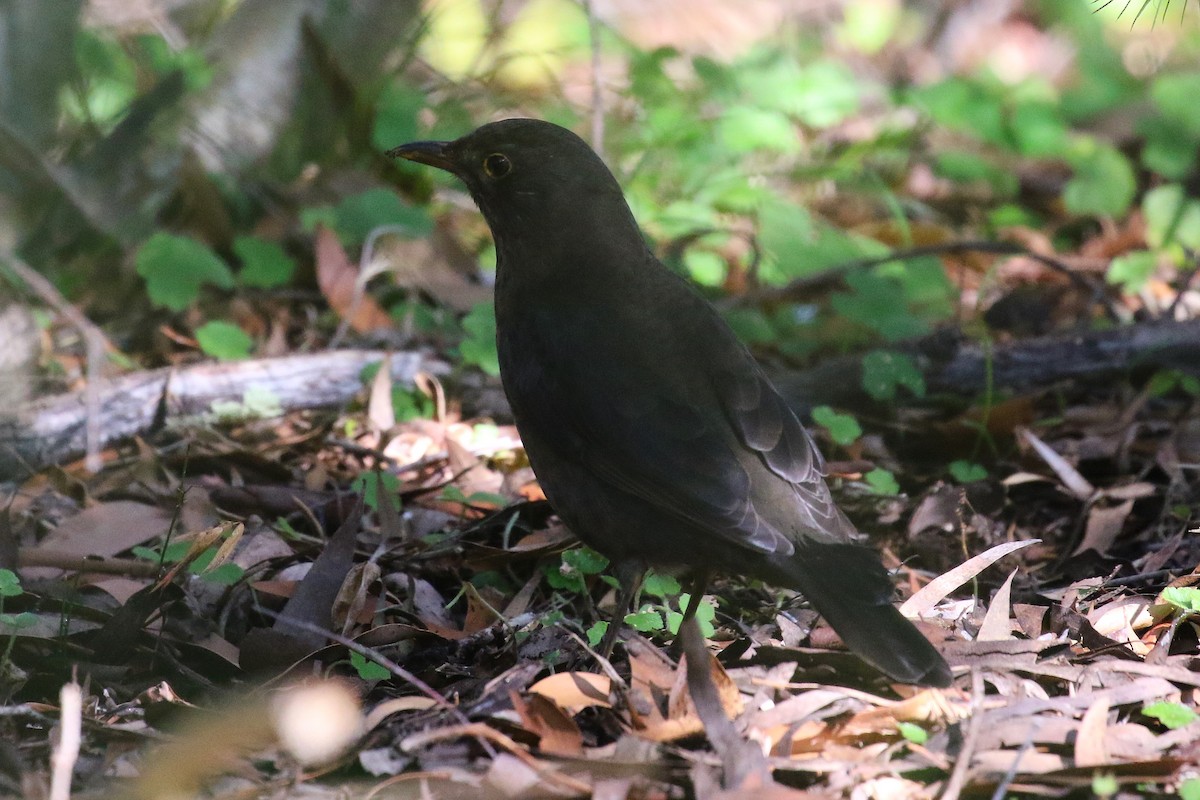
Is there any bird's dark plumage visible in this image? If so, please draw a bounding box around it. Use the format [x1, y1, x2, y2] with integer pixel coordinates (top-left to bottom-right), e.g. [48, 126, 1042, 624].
[389, 119, 951, 687]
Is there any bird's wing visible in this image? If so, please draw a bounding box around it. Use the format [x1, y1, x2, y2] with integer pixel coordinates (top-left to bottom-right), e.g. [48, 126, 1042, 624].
[716, 365, 860, 545]
[521, 305, 852, 556]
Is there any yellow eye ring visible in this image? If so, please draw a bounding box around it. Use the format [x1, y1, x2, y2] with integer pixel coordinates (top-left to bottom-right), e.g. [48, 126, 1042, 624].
[483, 153, 512, 178]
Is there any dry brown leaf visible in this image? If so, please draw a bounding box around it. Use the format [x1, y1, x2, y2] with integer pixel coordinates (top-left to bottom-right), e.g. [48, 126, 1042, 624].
[1018, 427, 1095, 500]
[367, 352, 395, 432]
[740, 689, 851, 734]
[315, 225, 391, 333]
[1073, 695, 1110, 768]
[1104, 722, 1163, 761]
[154, 522, 244, 590]
[510, 692, 584, 757]
[627, 637, 742, 742]
[972, 749, 1065, 776]
[977, 568, 1018, 641]
[25, 500, 174, 579]
[483, 751, 579, 798]
[331, 560, 380, 634]
[842, 689, 964, 737]
[364, 696, 438, 731]
[1074, 499, 1134, 556]
[901, 540, 1039, 617]
[1088, 597, 1153, 655]
[907, 483, 961, 536]
[528, 672, 613, 714]
[462, 583, 505, 634]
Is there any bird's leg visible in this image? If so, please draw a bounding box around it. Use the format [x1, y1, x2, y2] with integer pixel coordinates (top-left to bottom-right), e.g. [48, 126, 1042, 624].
[679, 570, 711, 630]
[597, 561, 644, 661]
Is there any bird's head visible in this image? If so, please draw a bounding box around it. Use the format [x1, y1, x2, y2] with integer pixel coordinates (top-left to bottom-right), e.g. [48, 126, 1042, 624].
[388, 119, 641, 262]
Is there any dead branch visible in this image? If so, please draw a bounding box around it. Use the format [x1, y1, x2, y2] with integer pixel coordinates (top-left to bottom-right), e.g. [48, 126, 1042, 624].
[773, 319, 1200, 411]
[0, 349, 445, 481]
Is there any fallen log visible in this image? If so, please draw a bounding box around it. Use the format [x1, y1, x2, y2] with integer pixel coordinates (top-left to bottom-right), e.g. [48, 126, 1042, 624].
[0, 349, 444, 481]
[773, 319, 1200, 412]
[3, 320, 1197, 481]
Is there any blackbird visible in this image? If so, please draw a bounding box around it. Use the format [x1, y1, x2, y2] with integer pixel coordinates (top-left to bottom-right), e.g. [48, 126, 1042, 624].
[389, 119, 952, 687]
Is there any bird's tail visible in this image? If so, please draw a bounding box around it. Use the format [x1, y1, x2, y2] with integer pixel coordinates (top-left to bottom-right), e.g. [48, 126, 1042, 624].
[763, 543, 952, 687]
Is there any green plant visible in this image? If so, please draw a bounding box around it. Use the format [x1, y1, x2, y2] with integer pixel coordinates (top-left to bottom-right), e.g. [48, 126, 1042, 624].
[861, 350, 926, 401]
[136, 233, 234, 311]
[896, 721, 928, 744]
[131, 535, 245, 585]
[351, 472, 402, 512]
[811, 406, 861, 446]
[948, 460, 987, 483]
[195, 321, 253, 360]
[542, 546, 610, 595]
[349, 650, 391, 681]
[865, 468, 900, 496]
[458, 302, 500, 376]
[1141, 701, 1197, 730]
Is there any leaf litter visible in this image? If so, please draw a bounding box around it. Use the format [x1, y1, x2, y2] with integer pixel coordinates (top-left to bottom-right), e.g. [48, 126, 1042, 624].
[1, 356, 1198, 800]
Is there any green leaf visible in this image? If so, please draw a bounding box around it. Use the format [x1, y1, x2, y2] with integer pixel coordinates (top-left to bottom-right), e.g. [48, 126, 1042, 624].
[0, 611, 37, 630]
[70, 31, 138, 128]
[563, 547, 609, 575]
[351, 471, 401, 511]
[896, 722, 928, 744]
[194, 321, 253, 361]
[624, 608, 665, 632]
[1143, 184, 1200, 251]
[811, 406, 861, 446]
[683, 249, 727, 286]
[136, 233, 234, 311]
[1139, 117, 1198, 179]
[130, 546, 161, 562]
[1091, 772, 1118, 799]
[642, 572, 682, 598]
[208, 387, 283, 421]
[1150, 72, 1200, 138]
[838, 0, 900, 53]
[949, 460, 987, 483]
[234, 236, 296, 288]
[134, 540, 190, 565]
[1064, 143, 1135, 218]
[350, 650, 392, 681]
[392, 387, 434, 422]
[334, 188, 432, 246]
[1011, 102, 1068, 157]
[1180, 778, 1200, 800]
[933, 151, 1018, 196]
[459, 302, 500, 376]
[0, 568, 22, 597]
[1147, 370, 1180, 397]
[1106, 251, 1158, 294]
[134, 35, 211, 90]
[542, 561, 586, 594]
[1162, 586, 1200, 613]
[200, 562, 245, 585]
[831, 270, 928, 341]
[717, 106, 797, 154]
[911, 78, 1006, 145]
[758, 200, 814, 280]
[667, 593, 716, 637]
[1145, 370, 1200, 398]
[784, 60, 861, 128]
[865, 468, 900, 496]
[723, 307, 776, 344]
[861, 350, 925, 400]
[372, 83, 427, 152]
[586, 621, 608, 648]
[1142, 701, 1197, 730]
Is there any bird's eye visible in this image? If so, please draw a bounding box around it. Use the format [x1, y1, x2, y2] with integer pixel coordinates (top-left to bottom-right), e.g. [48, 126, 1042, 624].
[482, 153, 512, 178]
